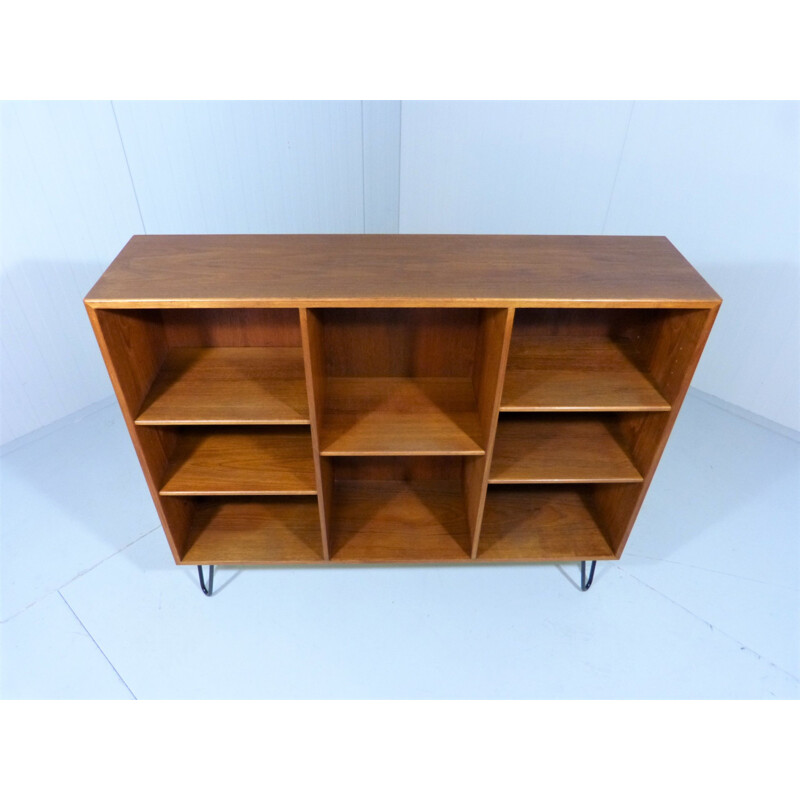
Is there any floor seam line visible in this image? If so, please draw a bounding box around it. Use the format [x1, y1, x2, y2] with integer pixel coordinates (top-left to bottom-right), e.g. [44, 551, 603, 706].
[0, 396, 117, 457]
[622, 553, 798, 591]
[1, 526, 161, 624]
[688, 388, 800, 443]
[58, 591, 138, 699]
[618, 566, 800, 684]
[1, 594, 53, 625]
[58, 526, 161, 592]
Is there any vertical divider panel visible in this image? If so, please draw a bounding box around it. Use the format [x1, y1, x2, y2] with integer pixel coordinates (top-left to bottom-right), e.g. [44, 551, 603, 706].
[299, 308, 332, 560]
[464, 308, 515, 558]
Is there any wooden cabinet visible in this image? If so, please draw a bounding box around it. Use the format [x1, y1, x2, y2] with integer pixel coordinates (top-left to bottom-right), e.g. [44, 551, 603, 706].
[85, 235, 720, 588]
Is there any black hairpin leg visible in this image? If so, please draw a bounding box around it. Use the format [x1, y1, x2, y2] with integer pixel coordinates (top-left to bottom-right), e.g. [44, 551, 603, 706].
[197, 565, 215, 596]
[581, 560, 597, 592]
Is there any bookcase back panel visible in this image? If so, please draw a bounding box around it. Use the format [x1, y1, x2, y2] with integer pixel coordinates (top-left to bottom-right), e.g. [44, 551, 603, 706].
[331, 455, 464, 482]
[329, 456, 470, 562]
[161, 308, 302, 348]
[504, 307, 715, 410]
[320, 308, 480, 377]
[511, 308, 652, 337]
[510, 308, 667, 371]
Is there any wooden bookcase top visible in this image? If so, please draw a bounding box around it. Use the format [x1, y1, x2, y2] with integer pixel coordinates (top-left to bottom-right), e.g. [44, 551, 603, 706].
[85, 234, 721, 308]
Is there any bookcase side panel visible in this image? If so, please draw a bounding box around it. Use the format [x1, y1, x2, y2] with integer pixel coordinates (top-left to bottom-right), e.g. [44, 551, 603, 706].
[86, 306, 193, 560]
[594, 305, 719, 554]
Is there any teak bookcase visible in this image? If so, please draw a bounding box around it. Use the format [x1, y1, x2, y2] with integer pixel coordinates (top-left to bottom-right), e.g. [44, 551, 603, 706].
[85, 235, 720, 595]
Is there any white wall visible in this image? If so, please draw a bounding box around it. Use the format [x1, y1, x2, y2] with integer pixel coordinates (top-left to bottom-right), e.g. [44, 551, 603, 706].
[0, 102, 144, 443]
[399, 101, 634, 233]
[111, 101, 365, 234]
[399, 101, 800, 432]
[603, 102, 799, 432]
[2, 101, 797, 444]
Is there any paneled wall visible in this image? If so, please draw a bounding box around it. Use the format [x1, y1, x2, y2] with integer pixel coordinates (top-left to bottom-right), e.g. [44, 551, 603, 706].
[1, 101, 797, 444]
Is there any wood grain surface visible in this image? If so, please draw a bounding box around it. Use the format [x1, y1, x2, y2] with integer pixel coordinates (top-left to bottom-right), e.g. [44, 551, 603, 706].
[136, 347, 310, 424]
[162, 307, 302, 347]
[320, 308, 479, 377]
[490, 415, 643, 484]
[465, 308, 515, 557]
[320, 377, 484, 455]
[85, 235, 720, 568]
[501, 338, 670, 411]
[159, 428, 316, 495]
[330, 479, 471, 562]
[478, 487, 615, 561]
[330, 455, 463, 482]
[592, 307, 718, 554]
[300, 309, 332, 559]
[181, 497, 323, 564]
[89, 307, 192, 561]
[85, 235, 721, 307]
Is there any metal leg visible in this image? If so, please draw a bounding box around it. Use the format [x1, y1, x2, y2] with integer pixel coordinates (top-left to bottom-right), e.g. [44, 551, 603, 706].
[580, 560, 597, 592]
[198, 565, 215, 596]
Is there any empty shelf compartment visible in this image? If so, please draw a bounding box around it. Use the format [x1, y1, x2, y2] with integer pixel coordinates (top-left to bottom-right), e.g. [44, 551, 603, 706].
[137, 347, 309, 424]
[330, 479, 471, 562]
[479, 486, 615, 561]
[490, 414, 642, 484]
[181, 497, 323, 564]
[321, 377, 484, 456]
[160, 427, 316, 495]
[502, 337, 668, 411]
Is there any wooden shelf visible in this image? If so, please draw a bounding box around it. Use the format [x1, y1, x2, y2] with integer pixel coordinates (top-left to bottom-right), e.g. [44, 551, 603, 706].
[330, 480, 471, 562]
[136, 347, 309, 425]
[160, 428, 316, 495]
[479, 487, 615, 561]
[181, 498, 323, 564]
[320, 377, 484, 456]
[501, 338, 669, 412]
[490, 415, 643, 484]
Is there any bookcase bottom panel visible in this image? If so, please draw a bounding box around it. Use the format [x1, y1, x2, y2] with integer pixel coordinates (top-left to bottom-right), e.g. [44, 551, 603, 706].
[174, 488, 617, 566]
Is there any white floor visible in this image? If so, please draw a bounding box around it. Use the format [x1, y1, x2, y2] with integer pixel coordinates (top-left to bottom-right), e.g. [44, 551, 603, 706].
[1, 393, 798, 699]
